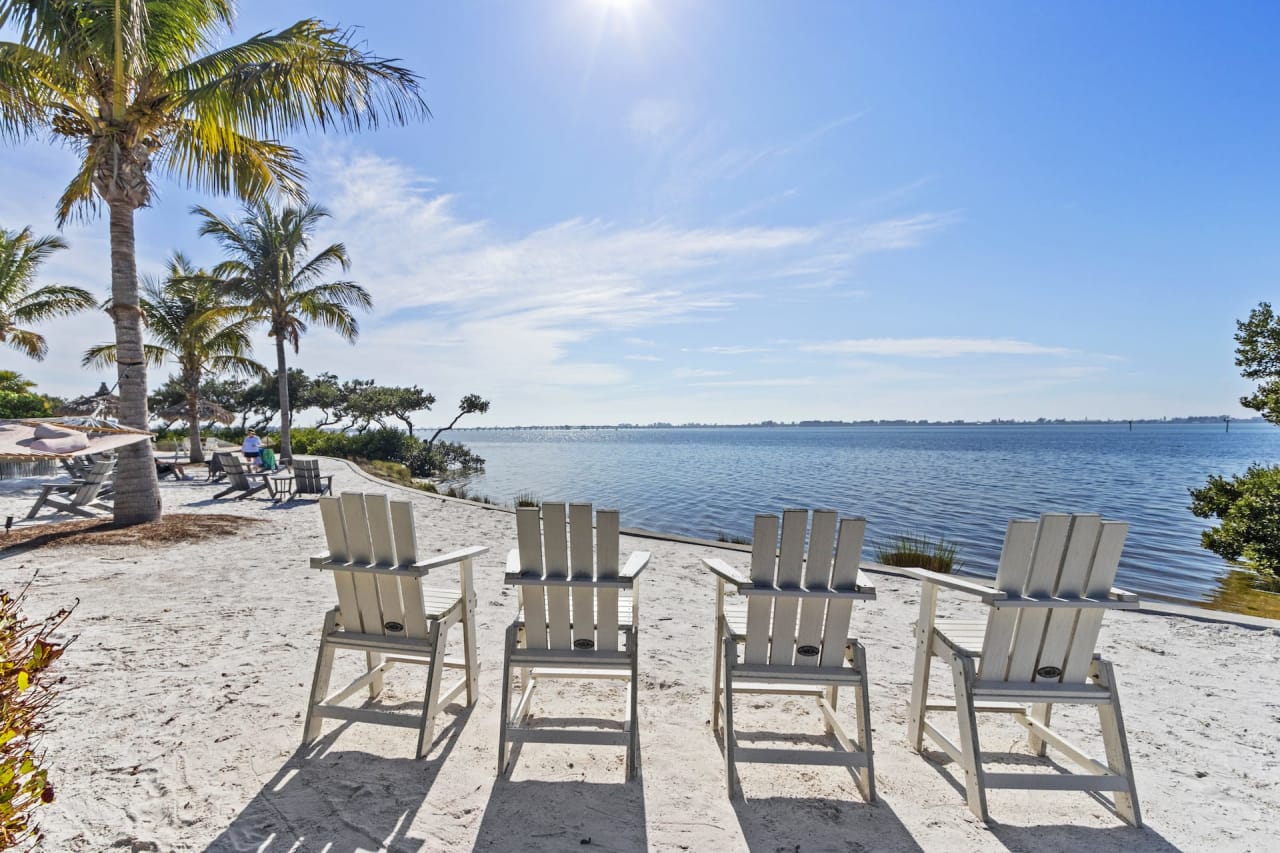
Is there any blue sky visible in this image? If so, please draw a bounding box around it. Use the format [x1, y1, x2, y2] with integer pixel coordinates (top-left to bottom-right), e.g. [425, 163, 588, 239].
[3, 0, 1279, 426]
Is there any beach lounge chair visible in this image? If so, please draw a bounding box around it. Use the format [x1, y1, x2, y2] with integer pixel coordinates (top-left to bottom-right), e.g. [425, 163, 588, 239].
[305, 492, 486, 757]
[212, 453, 268, 500]
[290, 458, 333, 500]
[499, 503, 651, 777]
[703, 509, 876, 800]
[26, 458, 115, 519]
[901, 512, 1142, 825]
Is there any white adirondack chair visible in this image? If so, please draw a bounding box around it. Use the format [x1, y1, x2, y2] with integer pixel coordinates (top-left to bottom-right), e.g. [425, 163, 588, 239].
[306, 492, 486, 757]
[901, 512, 1142, 825]
[26, 458, 115, 519]
[212, 453, 268, 500]
[499, 503, 651, 778]
[703, 509, 877, 799]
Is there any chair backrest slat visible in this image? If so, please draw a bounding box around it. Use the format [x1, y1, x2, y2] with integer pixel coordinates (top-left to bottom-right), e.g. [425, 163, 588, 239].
[74, 459, 113, 503]
[220, 453, 253, 490]
[595, 509, 621, 652]
[977, 513, 1131, 685]
[541, 504, 573, 649]
[977, 519, 1040, 680]
[1061, 520, 1127, 681]
[743, 514, 780, 663]
[767, 510, 809, 665]
[569, 504, 596, 650]
[795, 510, 838, 668]
[516, 506, 549, 649]
[818, 516, 866, 667]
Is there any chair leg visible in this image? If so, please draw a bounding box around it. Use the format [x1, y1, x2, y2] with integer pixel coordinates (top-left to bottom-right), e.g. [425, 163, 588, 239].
[627, 627, 640, 779]
[461, 562, 481, 706]
[950, 653, 989, 822]
[1093, 658, 1142, 827]
[416, 620, 446, 759]
[25, 486, 54, 519]
[711, 593, 724, 732]
[722, 636, 740, 798]
[366, 652, 384, 698]
[303, 610, 339, 746]
[1028, 703, 1053, 756]
[852, 642, 876, 802]
[907, 624, 934, 752]
[498, 624, 517, 775]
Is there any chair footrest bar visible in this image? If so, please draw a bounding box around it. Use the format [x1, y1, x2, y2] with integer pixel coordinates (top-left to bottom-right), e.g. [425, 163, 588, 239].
[983, 772, 1129, 792]
[505, 727, 631, 746]
[311, 705, 423, 728]
[734, 746, 868, 767]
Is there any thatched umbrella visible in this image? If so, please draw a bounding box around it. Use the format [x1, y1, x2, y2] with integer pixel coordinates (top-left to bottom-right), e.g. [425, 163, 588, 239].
[55, 382, 120, 419]
[155, 399, 235, 426]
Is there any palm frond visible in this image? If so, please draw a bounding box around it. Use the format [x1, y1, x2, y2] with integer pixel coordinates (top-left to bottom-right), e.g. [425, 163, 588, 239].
[3, 325, 46, 359]
[11, 283, 97, 322]
[163, 119, 305, 204]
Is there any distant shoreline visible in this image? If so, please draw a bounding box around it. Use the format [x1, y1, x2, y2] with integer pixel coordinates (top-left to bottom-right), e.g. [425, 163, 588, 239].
[456, 417, 1261, 431]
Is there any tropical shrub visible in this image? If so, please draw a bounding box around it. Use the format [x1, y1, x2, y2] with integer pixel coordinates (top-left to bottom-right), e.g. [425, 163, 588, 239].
[1190, 465, 1280, 585]
[0, 584, 73, 849]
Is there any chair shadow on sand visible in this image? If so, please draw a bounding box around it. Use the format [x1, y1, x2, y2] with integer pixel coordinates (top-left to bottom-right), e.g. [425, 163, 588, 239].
[203, 701, 472, 853]
[472, 716, 647, 853]
[918, 747, 1187, 853]
[716, 728, 925, 853]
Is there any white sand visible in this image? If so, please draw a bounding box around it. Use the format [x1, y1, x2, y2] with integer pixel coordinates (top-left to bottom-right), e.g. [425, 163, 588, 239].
[1, 458, 1277, 852]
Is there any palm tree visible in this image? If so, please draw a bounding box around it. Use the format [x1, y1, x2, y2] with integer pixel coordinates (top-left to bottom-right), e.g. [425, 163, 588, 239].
[195, 201, 371, 462]
[83, 252, 265, 463]
[0, 2, 427, 523]
[0, 226, 95, 359]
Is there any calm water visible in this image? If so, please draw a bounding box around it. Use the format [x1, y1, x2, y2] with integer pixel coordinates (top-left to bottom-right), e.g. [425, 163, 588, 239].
[454, 423, 1280, 602]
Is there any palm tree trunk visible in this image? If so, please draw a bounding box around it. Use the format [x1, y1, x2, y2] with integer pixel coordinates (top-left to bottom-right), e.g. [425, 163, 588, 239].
[185, 372, 204, 464]
[108, 199, 161, 523]
[275, 336, 292, 462]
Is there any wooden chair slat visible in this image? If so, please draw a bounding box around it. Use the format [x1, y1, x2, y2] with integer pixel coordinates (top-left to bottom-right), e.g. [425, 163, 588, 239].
[819, 517, 866, 667]
[365, 494, 397, 566]
[977, 520, 1040, 680]
[766, 510, 808, 664]
[1062, 521, 1127, 682]
[542, 504, 573, 649]
[569, 504, 596, 649]
[743, 514, 780, 664]
[391, 500, 418, 566]
[516, 507, 549, 650]
[596, 510, 620, 577]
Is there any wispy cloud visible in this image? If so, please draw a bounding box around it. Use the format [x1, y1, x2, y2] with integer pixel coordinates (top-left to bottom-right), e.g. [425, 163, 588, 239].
[625, 354, 662, 362]
[693, 346, 771, 355]
[803, 337, 1073, 358]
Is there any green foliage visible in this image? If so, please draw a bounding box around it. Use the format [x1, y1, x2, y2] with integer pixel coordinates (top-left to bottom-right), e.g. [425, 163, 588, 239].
[0, 391, 52, 419]
[0, 372, 35, 394]
[0, 227, 95, 361]
[514, 491, 542, 508]
[716, 532, 752, 545]
[0, 582, 73, 849]
[875, 532, 960, 574]
[1190, 465, 1280, 583]
[1235, 302, 1280, 425]
[289, 426, 482, 479]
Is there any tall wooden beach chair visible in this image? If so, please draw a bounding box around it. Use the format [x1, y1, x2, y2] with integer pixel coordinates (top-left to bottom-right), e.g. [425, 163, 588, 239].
[901, 512, 1142, 825]
[499, 503, 651, 777]
[305, 492, 486, 757]
[26, 458, 115, 519]
[703, 509, 877, 800]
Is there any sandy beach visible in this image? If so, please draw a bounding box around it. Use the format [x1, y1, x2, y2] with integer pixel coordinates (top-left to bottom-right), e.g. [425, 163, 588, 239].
[1, 457, 1277, 852]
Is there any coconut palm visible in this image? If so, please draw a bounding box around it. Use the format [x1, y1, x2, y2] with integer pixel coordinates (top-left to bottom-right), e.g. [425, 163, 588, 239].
[0, 1, 427, 523]
[83, 252, 266, 463]
[195, 200, 371, 462]
[0, 226, 95, 360]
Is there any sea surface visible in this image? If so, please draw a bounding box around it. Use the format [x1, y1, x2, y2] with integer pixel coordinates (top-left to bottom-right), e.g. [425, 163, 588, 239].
[453, 423, 1280, 603]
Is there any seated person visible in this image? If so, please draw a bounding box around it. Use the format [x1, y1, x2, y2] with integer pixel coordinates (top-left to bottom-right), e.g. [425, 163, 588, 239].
[156, 459, 188, 480]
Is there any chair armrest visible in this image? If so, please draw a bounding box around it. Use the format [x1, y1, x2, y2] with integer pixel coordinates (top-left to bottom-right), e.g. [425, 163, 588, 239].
[410, 544, 489, 572]
[1109, 586, 1139, 604]
[619, 551, 651, 579]
[885, 564, 1008, 604]
[701, 556, 750, 587]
